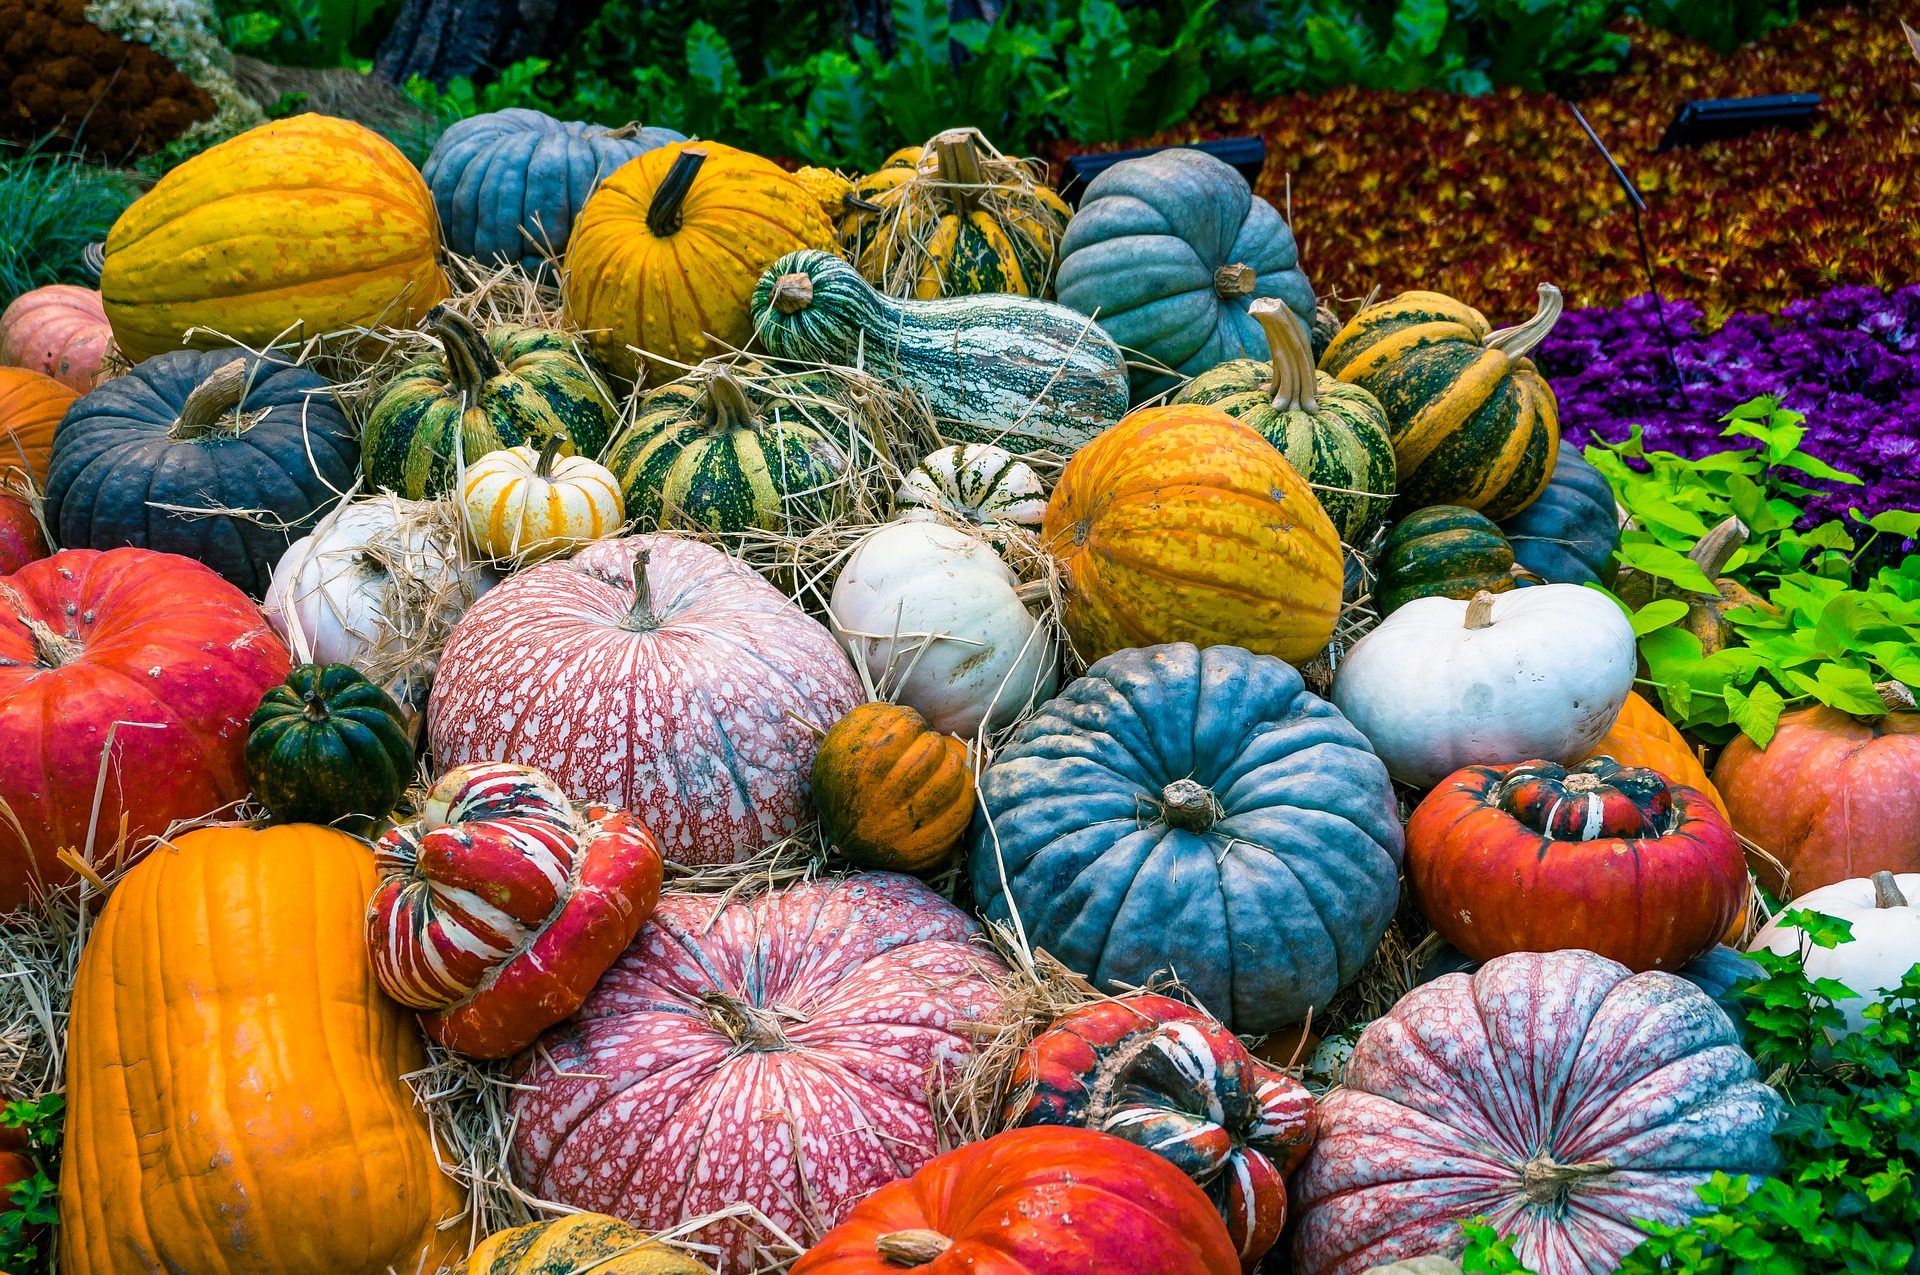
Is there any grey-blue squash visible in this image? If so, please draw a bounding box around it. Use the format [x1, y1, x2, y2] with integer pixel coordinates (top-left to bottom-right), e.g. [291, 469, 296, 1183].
[1498, 446, 1620, 586]
[422, 108, 686, 271]
[966, 642, 1404, 1034]
[1054, 148, 1316, 398]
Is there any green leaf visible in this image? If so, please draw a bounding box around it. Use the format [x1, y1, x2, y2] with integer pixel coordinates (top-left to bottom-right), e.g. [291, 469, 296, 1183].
[1774, 449, 1866, 486]
[1630, 598, 1690, 636]
[1807, 662, 1893, 716]
[1858, 509, 1920, 538]
[1777, 908, 1856, 949]
[1723, 681, 1785, 748]
[1615, 542, 1720, 595]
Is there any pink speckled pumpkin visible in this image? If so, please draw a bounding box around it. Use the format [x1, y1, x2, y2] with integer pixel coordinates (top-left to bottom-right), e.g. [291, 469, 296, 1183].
[1, 286, 113, 391]
[426, 534, 860, 865]
[507, 872, 1007, 1274]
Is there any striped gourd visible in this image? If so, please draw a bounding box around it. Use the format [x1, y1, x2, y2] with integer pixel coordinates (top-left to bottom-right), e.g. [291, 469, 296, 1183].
[460, 437, 625, 564]
[749, 249, 1128, 457]
[1320, 284, 1564, 522]
[897, 443, 1047, 531]
[1175, 298, 1396, 546]
[1375, 504, 1520, 615]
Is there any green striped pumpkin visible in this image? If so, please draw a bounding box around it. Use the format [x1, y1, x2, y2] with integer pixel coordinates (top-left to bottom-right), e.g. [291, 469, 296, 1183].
[245, 663, 412, 830]
[1319, 284, 1563, 522]
[361, 306, 618, 498]
[1375, 505, 1520, 615]
[1174, 298, 1396, 545]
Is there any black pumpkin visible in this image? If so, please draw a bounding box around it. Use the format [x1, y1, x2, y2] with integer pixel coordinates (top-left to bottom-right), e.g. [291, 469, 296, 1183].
[45, 350, 357, 596]
[1375, 504, 1521, 615]
[1498, 446, 1621, 586]
[246, 663, 413, 829]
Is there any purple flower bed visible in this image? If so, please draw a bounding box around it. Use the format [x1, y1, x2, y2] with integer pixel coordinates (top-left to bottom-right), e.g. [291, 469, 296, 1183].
[1537, 286, 1920, 525]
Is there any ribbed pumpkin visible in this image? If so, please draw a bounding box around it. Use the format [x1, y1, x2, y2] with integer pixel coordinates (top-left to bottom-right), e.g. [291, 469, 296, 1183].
[468, 1214, 707, 1275]
[100, 115, 449, 362]
[1374, 505, 1521, 615]
[362, 307, 618, 499]
[1, 284, 112, 390]
[0, 486, 46, 573]
[460, 437, 624, 564]
[1043, 404, 1342, 665]
[811, 701, 974, 872]
[1584, 691, 1727, 819]
[1175, 298, 1395, 545]
[245, 663, 412, 830]
[1498, 446, 1619, 586]
[897, 442, 1048, 533]
[564, 142, 834, 383]
[1320, 285, 1564, 521]
[0, 367, 76, 487]
[60, 824, 467, 1275]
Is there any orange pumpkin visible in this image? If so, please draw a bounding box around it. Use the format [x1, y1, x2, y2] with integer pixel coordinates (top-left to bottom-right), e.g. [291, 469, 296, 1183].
[0, 486, 46, 573]
[60, 823, 466, 1275]
[1586, 691, 1727, 818]
[0, 368, 77, 488]
[811, 701, 974, 871]
[1042, 404, 1343, 666]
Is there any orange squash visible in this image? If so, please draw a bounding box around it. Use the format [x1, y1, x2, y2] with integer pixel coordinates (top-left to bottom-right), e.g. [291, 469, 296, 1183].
[1042, 404, 1343, 666]
[1585, 691, 1727, 818]
[811, 701, 974, 871]
[60, 824, 466, 1275]
[0, 368, 77, 488]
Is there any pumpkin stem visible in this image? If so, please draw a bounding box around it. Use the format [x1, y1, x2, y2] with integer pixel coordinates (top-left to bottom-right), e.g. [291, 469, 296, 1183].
[647, 147, 709, 238]
[601, 121, 646, 140]
[172, 358, 252, 440]
[1689, 516, 1749, 582]
[1213, 263, 1258, 300]
[876, 1230, 954, 1268]
[619, 548, 661, 633]
[1159, 779, 1220, 832]
[1464, 590, 1499, 629]
[930, 128, 985, 217]
[533, 433, 567, 480]
[1873, 870, 1909, 909]
[427, 306, 502, 405]
[700, 990, 790, 1051]
[703, 368, 757, 435]
[771, 271, 815, 315]
[1876, 680, 1917, 713]
[1249, 298, 1318, 414]
[302, 680, 330, 722]
[24, 619, 81, 669]
[1519, 1152, 1615, 1207]
[1483, 284, 1566, 361]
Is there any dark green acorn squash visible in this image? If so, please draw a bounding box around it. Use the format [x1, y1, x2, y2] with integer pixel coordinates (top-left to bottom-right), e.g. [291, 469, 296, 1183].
[1497, 446, 1620, 587]
[1374, 505, 1520, 615]
[361, 306, 618, 499]
[966, 642, 1404, 1034]
[246, 663, 412, 829]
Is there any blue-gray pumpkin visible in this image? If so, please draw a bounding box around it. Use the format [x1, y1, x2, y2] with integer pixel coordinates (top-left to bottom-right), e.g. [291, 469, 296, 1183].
[1054, 148, 1315, 398]
[967, 642, 1404, 1034]
[1497, 445, 1620, 586]
[422, 108, 686, 271]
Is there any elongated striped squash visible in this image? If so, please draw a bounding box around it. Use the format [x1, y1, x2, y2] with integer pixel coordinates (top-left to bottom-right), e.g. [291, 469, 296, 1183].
[1374, 504, 1519, 614]
[749, 249, 1128, 457]
[1320, 284, 1563, 522]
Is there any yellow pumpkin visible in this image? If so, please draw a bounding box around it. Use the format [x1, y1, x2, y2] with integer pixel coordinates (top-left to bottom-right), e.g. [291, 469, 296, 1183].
[564, 141, 835, 384]
[60, 823, 466, 1275]
[1043, 403, 1343, 665]
[101, 116, 449, 362]
[791, 164, 856, 226]
[468, 1213, 708, 1275]
[461, 436, 625, 564]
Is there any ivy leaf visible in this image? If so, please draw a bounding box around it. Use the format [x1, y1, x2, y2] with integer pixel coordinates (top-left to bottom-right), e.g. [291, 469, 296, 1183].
[1801, 663, 1893, 716]
[1854, 509, 1920, 538]
[1776, 908, 1855, 949]
[1615, 542, 1720, 595]
[1870, 642, 1920, 687]
[1630, 598, 1690, 636]
[1724, 681, 1785, 748]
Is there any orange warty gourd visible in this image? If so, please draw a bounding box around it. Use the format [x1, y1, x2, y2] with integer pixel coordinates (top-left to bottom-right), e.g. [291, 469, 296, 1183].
[810, 701, 974, 871]
[100, 115, 449, 362]
[60, 824, 467, 1275]
[1586, 691, 1728, 818]
[0, 367, 77, 488]
[1042, 404, 1343, 666]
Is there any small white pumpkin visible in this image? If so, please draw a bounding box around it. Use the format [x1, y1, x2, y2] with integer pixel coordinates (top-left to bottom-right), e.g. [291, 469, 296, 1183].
[828, 520, 1057, 739]
[897, 443, 1048, 530]
[460, 436, 624, 564]
[1331, 584, 1635, 788]
[1751, 870, 1920, 1035]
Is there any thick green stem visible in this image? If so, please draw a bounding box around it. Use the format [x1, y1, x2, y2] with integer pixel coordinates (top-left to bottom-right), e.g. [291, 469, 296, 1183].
[1249, 298, 1318, 414]
[703, 368, 756, 435]
[647, 148, 708, 237]
[533, 433, 567, 479]
[428, 307, 502, 404]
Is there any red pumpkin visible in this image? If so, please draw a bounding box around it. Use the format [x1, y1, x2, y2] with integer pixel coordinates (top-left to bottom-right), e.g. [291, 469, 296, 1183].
[0, 488, 46, 574]
[1004, 994, 1315, 1271]
[508, 873, 1006, 1274]
[1713, 700, 1920, 896]
[0, 548, 289, 909]
[0, 367, 77, 488]
[791, 1126, 1239, 1275]
[1407, 756, 1745, 972]
[1, 285, 113, 391]
[368, 761, 664, 1060]
[428, 534, 860, 865]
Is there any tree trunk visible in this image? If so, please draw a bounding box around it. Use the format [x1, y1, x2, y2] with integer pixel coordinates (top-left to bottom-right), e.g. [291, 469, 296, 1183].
[372, 0, 610, 89]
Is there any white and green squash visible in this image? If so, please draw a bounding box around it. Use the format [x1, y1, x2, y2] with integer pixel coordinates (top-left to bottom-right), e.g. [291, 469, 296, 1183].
[897, 443, 1047, 532]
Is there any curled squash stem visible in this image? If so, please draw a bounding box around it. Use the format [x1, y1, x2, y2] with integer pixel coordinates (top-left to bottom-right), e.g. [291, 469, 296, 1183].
[702, 368, 758, 435]
[1249, 297, 1319, 414]
[1483, 283, 1566, 360]
[533, 433, 568, 479]
[428, 306, 503, 405]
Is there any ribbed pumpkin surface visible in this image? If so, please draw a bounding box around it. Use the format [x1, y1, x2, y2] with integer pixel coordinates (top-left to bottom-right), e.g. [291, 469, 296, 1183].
[60, 824, 466, 1275]
[0, 367, 76, 487]
[1, 284, 112, 391]
[101, 115, 448, 361]
[1374, 505, 1517, 615]
[469, 1213, 707, 1274]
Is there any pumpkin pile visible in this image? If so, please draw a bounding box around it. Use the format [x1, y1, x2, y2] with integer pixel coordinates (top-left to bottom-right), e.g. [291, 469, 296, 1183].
[1, 102, 1904, 1275]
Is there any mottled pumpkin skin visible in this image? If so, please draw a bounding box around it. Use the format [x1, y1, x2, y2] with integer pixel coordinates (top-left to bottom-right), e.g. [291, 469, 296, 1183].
[1, 284, 112, 391]
[60, 824, 467, 1275]
[245, 663, 412, 830]
[0, 366, 77, 488]
[0, 488, 47, 573]
[812, 701, 974, 871]
[1498, 446, 1619, 586]
[100, 115, 449, 362]
[1375, 505, 1518, 615]
[469, 1213, 707, 1275]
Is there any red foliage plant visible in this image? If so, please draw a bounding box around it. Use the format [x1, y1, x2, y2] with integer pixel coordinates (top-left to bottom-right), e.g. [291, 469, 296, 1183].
[2, 0, 214, 159]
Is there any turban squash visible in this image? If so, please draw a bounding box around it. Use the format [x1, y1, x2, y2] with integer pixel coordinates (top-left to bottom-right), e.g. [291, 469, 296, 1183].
[1582, 690, 1726, 819]
[1, 284, 112, 391]
[0, 366, 77, 488]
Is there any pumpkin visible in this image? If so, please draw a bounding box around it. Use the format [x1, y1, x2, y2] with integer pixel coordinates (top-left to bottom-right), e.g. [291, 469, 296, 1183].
[843, 128, 1072, 299]
[1751, 870, 1920, 1035]
[60, 824, 466, 1275]
[791, 165, 855, 225]
[1320, 285, 1564, 521]
[1615, 515, 1773, 659]
[1331, 586, 1636, 788]
[245, 662, 411, 830]
[1406, 756, 1747, 972]
[369, 761, 664, 1059]
[0, 367, 76, 488]
[1055, 147, 1316, 396]
[1374, 505, 1521, 615]
[509, 873, 1006, 1274]
[1, 284, 112, 390]
[1415, 939, 1760, 1026]
[0, 486, 46, 573]
[0, 548, 289, 911]
[1497, 445, 1619, 586]
[790, 1126, 1239, 1275]
[811, 701, 973, 872]
[47, 350, 358, 596]
[828, 520, 1057, 739]
[1714, 686, 1920, 896]
[468, 1214, 707, 1275]
[750, 249, 1129, 456]
[461, 436, 624, 564]
[362, 306, 619, 500]
[428, 535, 860, 865]
[1289, 949, 1782, 1275]
[100, 115, 448, 362]
[1005, 993, 1317, 1270]
[422, 107, 686, 272]
[1173, 297, 1396, 545]
[968, 642, 1404, 1034]
[1042, 404, 1343, 666]
[1361, 1261, 1462, 1275]
[897, 442, 1047, 534]
[1584, 690, 1727, 819]
[565, 142, 834, 383]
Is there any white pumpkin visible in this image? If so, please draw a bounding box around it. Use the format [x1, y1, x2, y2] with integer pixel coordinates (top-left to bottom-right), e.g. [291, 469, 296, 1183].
[1751, 870, 1920, 1035]
[263, 493, 497, 712]
[1331, 584, 1635, 788]
[828, 521, 1057, 739]
[897, 443, 1048, 530]
[460, 437, 624, 564]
